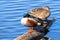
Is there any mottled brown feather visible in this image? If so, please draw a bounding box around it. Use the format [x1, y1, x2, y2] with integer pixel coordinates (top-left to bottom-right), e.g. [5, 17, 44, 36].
[28, 6, 50, 19]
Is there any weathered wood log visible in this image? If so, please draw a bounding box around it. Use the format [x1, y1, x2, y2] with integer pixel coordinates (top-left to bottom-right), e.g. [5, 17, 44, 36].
[15, 19, 55, 40]
[15, 30, 44, 40]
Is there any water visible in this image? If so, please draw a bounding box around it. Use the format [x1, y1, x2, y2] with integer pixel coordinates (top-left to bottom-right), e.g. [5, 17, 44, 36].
[0, 0, 60, 40]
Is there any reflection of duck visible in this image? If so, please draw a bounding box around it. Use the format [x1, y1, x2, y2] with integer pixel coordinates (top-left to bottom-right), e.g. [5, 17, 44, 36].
[21, 6, 50, 33]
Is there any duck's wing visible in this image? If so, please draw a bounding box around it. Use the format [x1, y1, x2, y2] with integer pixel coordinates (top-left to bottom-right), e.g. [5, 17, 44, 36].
[28, 6, 50, 19]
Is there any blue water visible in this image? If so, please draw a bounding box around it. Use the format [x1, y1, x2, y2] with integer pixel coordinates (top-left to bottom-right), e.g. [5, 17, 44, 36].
[0, 0, 60, 40]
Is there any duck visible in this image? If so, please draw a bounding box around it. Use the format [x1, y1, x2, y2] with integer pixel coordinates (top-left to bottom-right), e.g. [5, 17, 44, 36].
[20, 6, 50, 33]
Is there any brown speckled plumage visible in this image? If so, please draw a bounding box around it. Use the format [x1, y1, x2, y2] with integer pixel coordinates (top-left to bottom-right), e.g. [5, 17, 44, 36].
[28, 6, 50, 19]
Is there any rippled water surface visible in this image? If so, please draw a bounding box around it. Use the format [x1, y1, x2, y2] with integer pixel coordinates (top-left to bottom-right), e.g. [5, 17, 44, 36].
[0, 0, 60, 40]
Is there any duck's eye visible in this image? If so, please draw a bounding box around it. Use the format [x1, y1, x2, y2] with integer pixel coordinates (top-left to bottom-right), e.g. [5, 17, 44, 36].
[32, 8, 37, 12]
[32, 9, 35, 12]
[23, 14, 30, 17]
